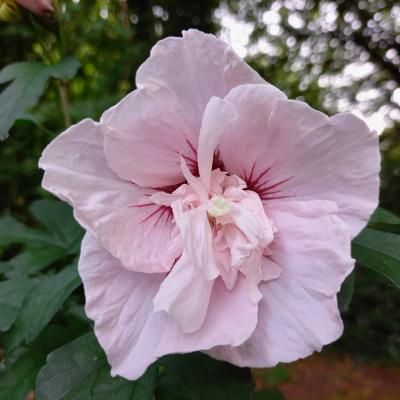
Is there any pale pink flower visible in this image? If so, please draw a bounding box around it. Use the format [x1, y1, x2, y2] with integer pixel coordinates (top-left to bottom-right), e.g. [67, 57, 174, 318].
[39, 30, 380, 380]
[16, 0, 53, 16]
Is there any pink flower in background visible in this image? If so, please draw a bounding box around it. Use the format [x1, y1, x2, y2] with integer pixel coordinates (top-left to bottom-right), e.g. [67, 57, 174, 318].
[16, 0, 53, 16]
[39, 30, 380, 380]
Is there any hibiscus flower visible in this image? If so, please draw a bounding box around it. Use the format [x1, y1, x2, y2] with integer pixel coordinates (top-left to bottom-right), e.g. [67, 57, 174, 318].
[39, 29, 380, 380]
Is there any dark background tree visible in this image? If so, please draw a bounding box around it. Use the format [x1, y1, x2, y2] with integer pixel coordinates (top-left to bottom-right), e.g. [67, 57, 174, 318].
[225, 0, 400, 116]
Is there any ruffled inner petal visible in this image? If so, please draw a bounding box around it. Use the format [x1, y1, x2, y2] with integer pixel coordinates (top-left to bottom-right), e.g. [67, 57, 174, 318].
[153, 254, 214, 333]
[172, 202, 219, 281]
[205, 200, 353, 368]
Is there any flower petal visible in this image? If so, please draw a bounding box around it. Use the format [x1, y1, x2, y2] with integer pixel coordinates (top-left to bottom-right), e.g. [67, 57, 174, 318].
[172, 203, 219, 280]
[206, 200, 352, 367]
[216, 84, 380, 237]
[104, 30, 264, 189]
[262, 257, 281, 281]
[103, 86, 197, 188]
[153, 254, 214, 333]
[79, 234, 258, 380]
[268, 200, 353, 297]
[136, 29, 264, 130]
[216, 83, 287, 177]
[39, 119, 176, 272]
[197, 97, 237, 191]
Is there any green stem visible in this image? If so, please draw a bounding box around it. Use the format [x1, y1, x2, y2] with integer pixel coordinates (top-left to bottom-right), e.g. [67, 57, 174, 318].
[57, 80, 71, 128]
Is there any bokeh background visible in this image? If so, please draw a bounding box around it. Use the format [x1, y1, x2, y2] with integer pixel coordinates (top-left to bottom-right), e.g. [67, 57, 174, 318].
[0, 1, 399, 398]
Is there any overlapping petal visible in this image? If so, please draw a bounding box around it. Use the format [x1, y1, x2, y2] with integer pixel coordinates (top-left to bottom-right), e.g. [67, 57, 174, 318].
[103, 86, 198, 188]
[103, 30, 264, 189]
[153, 254, 214, 333]
[136, 29, 264, 133]
[172, 203, 219, 280]
[197, 96, 237, 191]
[206, 200, 353, 367]
[79, 234, 258, 380]
[215, 84, 380, 237]
[39, 119, 176, 272]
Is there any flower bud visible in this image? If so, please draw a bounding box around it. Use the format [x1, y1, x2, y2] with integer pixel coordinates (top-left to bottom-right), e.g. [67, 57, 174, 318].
[16, 0, 53, 17]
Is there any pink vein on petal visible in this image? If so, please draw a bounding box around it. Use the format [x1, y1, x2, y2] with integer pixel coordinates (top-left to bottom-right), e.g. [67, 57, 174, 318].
[243, 162, 293, 201]
[130, 203, 173, 228]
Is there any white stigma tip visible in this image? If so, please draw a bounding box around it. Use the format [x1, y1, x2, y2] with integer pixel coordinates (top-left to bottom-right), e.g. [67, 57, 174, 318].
[207, 195, 231, 218]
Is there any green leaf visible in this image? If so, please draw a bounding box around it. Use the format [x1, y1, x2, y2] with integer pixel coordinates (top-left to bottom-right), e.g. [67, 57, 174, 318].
[157, 353, 253, 400]
[0, 325, 89, 400]
[0, 62, 50, 140]
[30, 199, 83, 251]
[0, 277, 37, 331]
[35, 333, 157, 400]
[0, 216, 57, 247]
[0, 57, 80, 140]
[5, 264, 81, 351]
[0, 199, 83, 260]
[369, 208, 400, 225]
[47, 56, 81, 80]
[338, 270, 356, 313]
[4, 245, 65, 278]
[368, 208, 400, 234]
[0, 348, 43, 400]
[0, 261, 12, 274]
[352, 228, 400, 288]
[133, 364, 159, 400]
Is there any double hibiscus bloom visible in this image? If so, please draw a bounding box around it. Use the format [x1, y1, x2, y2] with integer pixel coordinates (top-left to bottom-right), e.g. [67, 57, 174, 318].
[40, 30, 380, 380]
